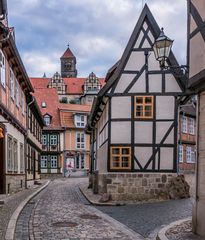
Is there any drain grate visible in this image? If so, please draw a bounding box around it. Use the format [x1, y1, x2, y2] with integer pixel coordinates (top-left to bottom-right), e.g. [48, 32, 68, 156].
[52, 221, 78, 228]
[79, 214, 101, 220]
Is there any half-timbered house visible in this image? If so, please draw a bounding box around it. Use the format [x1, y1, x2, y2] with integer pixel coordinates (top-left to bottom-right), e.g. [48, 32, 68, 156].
[30, 81, 64, 177]
[87, 4, 185, 201]
[0, 2, 34, 193]
[187, 0, 205, 237]
[26, 95, 44, 186]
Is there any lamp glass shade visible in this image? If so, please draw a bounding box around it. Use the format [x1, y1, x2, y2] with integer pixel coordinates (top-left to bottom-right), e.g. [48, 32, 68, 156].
[153, 28, 173, 62]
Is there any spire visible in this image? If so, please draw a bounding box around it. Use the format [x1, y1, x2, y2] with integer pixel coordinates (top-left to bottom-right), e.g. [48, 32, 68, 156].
[60, 45, 75, 59]
[43, 72, 46, 78]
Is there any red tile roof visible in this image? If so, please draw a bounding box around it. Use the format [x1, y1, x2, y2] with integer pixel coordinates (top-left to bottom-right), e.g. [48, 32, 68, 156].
[59, 103, 91, 128]
[59, 103, 91, 112]
[32, 88, 61, 128]
[64, 78, 105, 94]
[30, 78, 50, 89]
[61, 47, 75, 58]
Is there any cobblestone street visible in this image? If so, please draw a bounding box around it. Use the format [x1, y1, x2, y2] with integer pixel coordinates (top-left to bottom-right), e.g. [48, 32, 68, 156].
[13, 178, 192, 240]
[15, 178, 143, 240]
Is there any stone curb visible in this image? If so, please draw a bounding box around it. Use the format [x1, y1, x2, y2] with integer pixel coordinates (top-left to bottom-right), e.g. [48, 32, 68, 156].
[156, 217, 192, 240]
[79, 186, 125, 206]
[5, 180, 50, 240]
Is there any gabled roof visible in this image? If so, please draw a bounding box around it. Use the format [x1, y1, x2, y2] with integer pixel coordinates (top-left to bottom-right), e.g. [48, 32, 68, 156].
[30, 77, 105, 95]
[98, 4, 185, 99]
[63, 77, 105, 94]
[59, 103, 91, 128]
[32, 88, 61, 128]
[61, 47, 75, 59]
[59, 103, 91, 112]
[88, 4, 186, 127]
[30, 77, 50, 89]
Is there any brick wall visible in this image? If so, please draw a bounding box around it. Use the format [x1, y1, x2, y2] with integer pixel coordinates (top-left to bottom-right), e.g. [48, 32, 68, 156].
[98, 173, 177, 201]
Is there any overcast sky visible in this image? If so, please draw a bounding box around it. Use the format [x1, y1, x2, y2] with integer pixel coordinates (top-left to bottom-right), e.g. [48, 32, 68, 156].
[7, 0, 187, 78]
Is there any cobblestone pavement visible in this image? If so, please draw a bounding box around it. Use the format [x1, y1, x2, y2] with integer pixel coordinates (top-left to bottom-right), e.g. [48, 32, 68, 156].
[0, 183, 46, 240]
[15, 178, 143, 240]
[96, 198, 192, 238]
[166, 220, 203, 240]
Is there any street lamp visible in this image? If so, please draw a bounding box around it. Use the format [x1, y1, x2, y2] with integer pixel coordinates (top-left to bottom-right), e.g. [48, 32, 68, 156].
[153, 28, 173, 69]
[153, 28, 188, 77]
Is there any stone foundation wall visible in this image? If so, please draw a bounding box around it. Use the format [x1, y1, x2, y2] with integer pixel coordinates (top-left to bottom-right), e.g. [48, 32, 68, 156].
[5, 175, 25, 194]
[98, 173, 177, 201]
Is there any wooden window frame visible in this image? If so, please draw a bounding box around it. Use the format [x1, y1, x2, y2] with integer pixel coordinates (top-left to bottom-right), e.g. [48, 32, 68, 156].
[110, 146, 131, 170]
[134, 96, 154, 119]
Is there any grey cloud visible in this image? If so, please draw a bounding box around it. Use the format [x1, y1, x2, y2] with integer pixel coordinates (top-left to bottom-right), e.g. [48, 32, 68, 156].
[7, 0, 187, 77]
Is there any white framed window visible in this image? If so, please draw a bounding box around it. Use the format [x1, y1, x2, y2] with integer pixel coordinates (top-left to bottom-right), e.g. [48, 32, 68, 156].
[13, 139, 18, 172]
[41, 156, 47, 168]
[41, 102, 46, 108]
[0, 50, 6, 87]
[182, 116, 187, 133]
[50, 135, 57, 145]
[189, 118, 195, 135]
[191, 149, 196, 163]
[76, 132, 85, 149]
[21, 91, 25, 115]
[44, 115, 51, 126]
[75, 115, 86, 128]
[51, 156, 57, 168]
[76, 154, 85, 169]
[10, 68, 15, 100]
[186, 146, 192, 163]
[42, 135, 47, 145]
[178, 144, 183, 163]
[16, 80, 19, 106]
[19, 143, 24, 173]
[20, 143, 24, 173]
[7, 135, 13, 171]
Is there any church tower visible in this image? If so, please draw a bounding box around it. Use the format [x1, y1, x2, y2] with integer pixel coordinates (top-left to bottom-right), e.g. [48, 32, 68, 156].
[60, 45, 77, 78]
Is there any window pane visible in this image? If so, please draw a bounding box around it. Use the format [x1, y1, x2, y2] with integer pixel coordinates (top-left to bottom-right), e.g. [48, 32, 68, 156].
[122, 157, 129, 167]
[122, 148, 130, 155]
[145, 97, 152, 104]
[112, 148, 120, 154]
[136, 106, 143, 116]
[112, 156, 120, 167]
[136, 98, 143, 104]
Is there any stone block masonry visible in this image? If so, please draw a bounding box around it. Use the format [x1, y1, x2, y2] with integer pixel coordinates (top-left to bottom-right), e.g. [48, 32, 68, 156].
[98, 173, 177, 201]
[5, 175, 25, 194]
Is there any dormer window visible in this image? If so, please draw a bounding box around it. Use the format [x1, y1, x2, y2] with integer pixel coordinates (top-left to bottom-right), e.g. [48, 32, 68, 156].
[41, 102, 46, 108]
[44, 114, 51, 126]
[75, 115, 86, 128]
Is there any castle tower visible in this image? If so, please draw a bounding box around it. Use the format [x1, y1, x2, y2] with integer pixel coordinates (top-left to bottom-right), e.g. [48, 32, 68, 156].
[60, 45, 77, 78]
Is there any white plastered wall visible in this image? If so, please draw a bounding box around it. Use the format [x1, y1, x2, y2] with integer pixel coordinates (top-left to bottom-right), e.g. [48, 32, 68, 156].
[135, 122, 153, 143]
[111, 122, 131, 144]
[111, 97, 131, 119]
[156, 96, 175, 120]
[97, 141, 108, 173]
